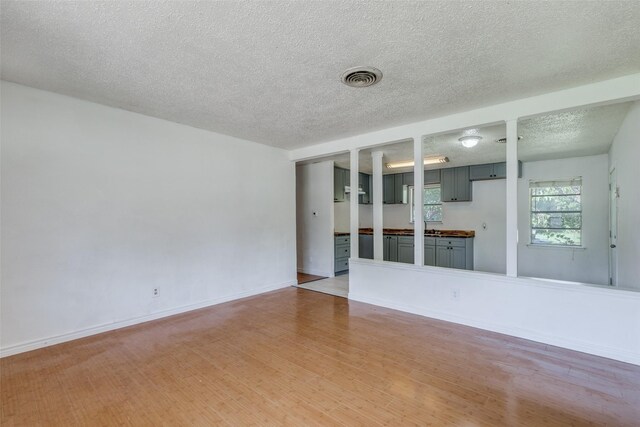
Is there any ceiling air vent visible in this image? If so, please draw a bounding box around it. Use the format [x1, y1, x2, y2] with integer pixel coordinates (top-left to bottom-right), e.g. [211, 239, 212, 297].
[341, 66, 383, 88]
[496, 136, 523, 143]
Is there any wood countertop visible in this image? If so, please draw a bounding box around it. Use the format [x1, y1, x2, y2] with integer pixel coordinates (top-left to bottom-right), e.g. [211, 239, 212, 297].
[335, 228, 475, 238]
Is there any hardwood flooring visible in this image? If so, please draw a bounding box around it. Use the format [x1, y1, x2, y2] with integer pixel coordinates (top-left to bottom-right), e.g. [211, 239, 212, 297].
[297, 272, 327, 284]
[2, 287, 639, 426]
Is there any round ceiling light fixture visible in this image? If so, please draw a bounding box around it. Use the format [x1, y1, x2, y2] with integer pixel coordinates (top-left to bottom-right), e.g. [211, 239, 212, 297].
[458, 134, 483, 148]
[341, 66, 383, 88]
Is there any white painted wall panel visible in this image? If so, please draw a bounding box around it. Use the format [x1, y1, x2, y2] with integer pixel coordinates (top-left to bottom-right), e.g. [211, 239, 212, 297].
[517, 155, 609, 285]
[1, 82, 296, 355]
[608, 101, 640, 291]
[350, 259, 640, 365]
[296, 161, 334, 277]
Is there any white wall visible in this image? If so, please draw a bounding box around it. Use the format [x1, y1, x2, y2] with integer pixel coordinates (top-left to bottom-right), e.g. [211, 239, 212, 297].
[296, 161, 334, 276]
[349, 259, 640, 365]
[518, 155, 609, 285]
[1, 82, 296, 356]
[608, 101, 640, 291]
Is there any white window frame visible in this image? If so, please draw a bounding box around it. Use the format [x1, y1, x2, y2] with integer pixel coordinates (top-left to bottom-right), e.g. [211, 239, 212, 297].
[409, 184, 443, 224]
[529, 177, 583, 247]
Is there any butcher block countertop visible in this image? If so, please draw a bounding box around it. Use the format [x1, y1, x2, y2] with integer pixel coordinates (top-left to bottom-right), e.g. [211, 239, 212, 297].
[335, 228, 475, 238]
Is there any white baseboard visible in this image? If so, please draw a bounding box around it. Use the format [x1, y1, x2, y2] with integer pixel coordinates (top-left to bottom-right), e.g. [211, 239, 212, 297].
[1, 280, 295, 358]
[349, 293, 640, 366]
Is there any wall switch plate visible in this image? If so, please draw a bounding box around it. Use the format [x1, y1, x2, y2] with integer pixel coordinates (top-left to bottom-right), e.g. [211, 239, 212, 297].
[452, 289, 460, 301]
[153, 287, 159, 297]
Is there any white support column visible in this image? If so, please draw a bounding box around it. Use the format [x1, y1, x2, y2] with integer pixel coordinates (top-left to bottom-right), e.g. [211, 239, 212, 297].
[413, 136, 424, 266]
[506, 119, 519, 277]
[372, 151, 384, 260]
[349, 149, 359, 259]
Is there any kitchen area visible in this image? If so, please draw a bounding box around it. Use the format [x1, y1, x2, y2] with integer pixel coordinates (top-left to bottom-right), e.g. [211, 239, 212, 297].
[299, 101, 636, 295]
[332, 128, 511, 277]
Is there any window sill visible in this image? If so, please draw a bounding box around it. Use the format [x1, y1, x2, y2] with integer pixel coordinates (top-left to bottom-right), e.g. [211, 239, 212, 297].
[525, 244, 586, 250]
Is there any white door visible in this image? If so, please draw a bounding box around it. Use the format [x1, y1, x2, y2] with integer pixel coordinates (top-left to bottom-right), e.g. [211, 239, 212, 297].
[609, 169, 618, 286]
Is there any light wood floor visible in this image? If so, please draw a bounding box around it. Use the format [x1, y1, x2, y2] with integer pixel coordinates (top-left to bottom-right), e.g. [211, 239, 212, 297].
[297, 274, 349, 298]
[297, 272, 327, 284]
[2, 288, 639, 426]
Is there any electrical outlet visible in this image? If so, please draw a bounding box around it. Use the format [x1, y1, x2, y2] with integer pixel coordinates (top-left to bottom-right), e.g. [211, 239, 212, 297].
[451, 288, 460, 301]
[153, 287, 159, 298]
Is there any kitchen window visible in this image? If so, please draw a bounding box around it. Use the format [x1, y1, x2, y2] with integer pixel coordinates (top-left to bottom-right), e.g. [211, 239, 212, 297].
[529, 178, 582, 246]
[409, 184, 443, 223]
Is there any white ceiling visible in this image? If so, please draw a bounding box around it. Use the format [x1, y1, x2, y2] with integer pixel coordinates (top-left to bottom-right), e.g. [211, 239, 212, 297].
[2, 1, 640, 150]
[328, 102, 632, 173]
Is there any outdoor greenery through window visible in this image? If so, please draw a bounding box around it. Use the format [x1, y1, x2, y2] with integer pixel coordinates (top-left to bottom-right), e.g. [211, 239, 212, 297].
[530, 178, 582, 246]
[410, 185, 443, 223]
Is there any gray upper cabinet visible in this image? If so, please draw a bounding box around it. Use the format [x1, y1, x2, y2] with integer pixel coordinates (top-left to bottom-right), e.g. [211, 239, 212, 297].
[403, 172, 414, 186]
[424, 169, 441, 185]
[469, 163, 495, 181]
[334, 167, 345, 202]
[383, 175, 395, 204]
[358, 172, 371, 204]
[334, 167, 350, 202]
[393, 174, 404, 204]
[382, 173, 410, 204]
[493, 162, 507, 179]
[469, 161, 522, 181]
[441, 166, 471, 202]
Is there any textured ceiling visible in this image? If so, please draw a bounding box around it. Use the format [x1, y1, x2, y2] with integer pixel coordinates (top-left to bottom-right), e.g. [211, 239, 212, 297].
[2, 1, 640, 150]
[327, 102, 632, 173]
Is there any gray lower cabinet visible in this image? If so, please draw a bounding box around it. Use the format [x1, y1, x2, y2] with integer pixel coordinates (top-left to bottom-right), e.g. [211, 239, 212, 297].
[383, 235, 398, 261]
[397, 236, 414, 264]
[334, 235, 350, 274]
[441, 166, 471, 202]
[435, 245, 451, 268]
[356, 233, 472, 269]
[433, 237, 474, 270]
[359, 234, 373, 259]
[424, 237, 436, 266]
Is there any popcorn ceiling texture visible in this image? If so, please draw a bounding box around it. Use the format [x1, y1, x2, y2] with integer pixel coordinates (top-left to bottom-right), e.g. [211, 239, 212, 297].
[2, 1, 639, 149]
[314, 102, 633, 173]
